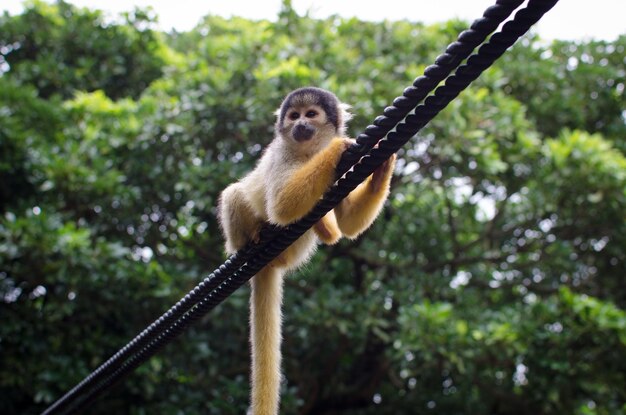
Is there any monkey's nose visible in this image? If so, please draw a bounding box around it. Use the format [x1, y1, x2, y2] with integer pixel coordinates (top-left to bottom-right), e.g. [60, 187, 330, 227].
[293, 124, 315, 141]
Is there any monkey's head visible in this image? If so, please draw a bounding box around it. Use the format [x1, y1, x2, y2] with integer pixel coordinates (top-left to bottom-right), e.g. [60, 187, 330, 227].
[276, 87, 351, 152]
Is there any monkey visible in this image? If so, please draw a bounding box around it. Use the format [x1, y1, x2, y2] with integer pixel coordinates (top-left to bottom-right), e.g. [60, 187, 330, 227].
[218, 87, 396, 415]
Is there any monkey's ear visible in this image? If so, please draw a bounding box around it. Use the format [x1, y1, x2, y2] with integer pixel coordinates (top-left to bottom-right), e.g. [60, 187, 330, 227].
[339, 102, 353, 123]
[337, 102, 353, 136]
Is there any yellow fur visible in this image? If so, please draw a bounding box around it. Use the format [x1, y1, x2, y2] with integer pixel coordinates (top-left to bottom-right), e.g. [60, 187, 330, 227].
[270, 138, 348, 225]
[250, 267, 283, 415]
[218, 88, 394, 415]
[313, 211, 342, 245]
[335, 155, 396, 239]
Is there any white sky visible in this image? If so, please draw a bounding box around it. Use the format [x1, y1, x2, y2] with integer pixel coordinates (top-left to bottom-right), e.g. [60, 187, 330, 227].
[2, 0, 625, 41]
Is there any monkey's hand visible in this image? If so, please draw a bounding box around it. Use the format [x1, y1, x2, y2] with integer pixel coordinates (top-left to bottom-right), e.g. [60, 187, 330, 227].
[370, 154, 397, 193]
[334, 153, 396, 239]
[269, 138, 352, 225]
[307, 137, 352, 181]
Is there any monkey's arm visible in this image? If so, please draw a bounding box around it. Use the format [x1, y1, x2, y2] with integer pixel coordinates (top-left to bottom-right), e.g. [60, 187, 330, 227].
[334, 154, 396, 239]
[269, 138, 349, 225]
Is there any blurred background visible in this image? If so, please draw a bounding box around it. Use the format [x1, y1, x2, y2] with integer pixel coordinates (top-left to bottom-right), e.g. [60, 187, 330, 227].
[1, 0, 625, 414]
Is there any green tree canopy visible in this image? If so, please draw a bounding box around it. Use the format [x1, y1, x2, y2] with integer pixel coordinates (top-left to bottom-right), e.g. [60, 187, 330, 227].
[0, 0, 167, 99]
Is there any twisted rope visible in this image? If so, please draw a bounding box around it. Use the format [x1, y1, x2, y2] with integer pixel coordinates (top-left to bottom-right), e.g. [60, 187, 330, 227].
[42, 0, 559, 413]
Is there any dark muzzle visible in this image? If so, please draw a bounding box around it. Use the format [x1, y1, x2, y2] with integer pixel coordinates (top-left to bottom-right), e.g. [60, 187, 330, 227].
[293, 123, 315, 141]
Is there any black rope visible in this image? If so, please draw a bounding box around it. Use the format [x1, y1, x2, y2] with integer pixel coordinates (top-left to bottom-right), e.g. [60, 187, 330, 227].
[42, 0, 558, 413]
[337, 0, 527, 171]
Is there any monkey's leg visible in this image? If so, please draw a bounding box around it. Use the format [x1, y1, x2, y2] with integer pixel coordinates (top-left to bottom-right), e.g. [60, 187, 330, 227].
[250, 266, 284, 415]
[335, 154, 396, 239]
[313, 211, 342, 245]
[270, 138, 351, 225]
[219, 183, 263, 254]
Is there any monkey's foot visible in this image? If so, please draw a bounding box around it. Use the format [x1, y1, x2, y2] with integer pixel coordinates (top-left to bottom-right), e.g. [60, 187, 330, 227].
[248, 223, 263, 245]
[314, 219, 341, 245]
[270, 253, 288, 268]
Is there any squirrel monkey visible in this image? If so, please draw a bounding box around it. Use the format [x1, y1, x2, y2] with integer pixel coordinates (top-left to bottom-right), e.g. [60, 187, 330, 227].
[218, 87, 395, 415]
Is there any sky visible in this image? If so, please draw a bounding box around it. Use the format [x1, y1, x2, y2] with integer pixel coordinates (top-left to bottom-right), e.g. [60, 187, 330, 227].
[2, 0, 625, 41]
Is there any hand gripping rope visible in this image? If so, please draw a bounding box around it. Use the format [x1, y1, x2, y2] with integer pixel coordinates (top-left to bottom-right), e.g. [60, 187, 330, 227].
[42, 0, 559, 413]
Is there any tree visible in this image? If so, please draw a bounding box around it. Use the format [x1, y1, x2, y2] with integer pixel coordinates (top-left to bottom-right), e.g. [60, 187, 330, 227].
[0, 0, 166, 100]
[499, 35, 626, 150]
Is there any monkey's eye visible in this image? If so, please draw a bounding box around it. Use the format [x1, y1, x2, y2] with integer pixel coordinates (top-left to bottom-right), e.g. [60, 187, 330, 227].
[288, 112, 300, 120]
[305, 110, 318, 118]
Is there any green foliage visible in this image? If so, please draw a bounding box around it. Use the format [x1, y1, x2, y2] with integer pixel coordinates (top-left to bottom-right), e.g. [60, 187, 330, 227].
[1, 2, 625, 414]
[499, 35, 626, 149]
[394, 287, 626, 414]
[0, 0, 166, 99]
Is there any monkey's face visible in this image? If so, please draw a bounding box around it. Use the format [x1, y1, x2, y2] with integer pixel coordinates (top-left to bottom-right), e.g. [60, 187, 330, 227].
[280, 104, 335, 144]
[276, 87, 351, 153]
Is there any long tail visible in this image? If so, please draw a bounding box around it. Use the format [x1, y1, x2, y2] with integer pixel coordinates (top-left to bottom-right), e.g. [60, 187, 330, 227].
[250, 266, 284, 415]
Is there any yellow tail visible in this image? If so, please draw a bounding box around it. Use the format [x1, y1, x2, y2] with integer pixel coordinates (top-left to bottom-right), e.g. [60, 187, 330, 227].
[250, 266, 284, 415]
